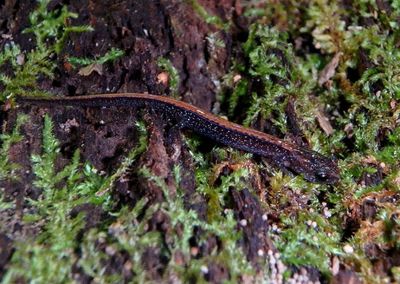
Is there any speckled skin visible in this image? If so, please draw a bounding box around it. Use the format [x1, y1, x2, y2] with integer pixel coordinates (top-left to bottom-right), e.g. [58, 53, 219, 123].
[17, 93, 340, 184]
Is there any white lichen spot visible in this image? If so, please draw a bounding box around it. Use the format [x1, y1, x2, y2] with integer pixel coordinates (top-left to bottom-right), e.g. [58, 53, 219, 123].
[343, 244, 354, 254]
[200, 265, 209, 274]
[257, 249, 264, 257]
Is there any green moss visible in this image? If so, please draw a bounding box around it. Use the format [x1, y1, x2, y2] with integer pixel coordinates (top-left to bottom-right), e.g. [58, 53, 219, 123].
[220, 0, 400, 281]
[78, 201, 157, 282]
[68, 48, 125, 68]
[139, 166, 254, 282]
[24, 0, 93, 55]
[0, 115, 28, 181]
[96, 121, 148, 196]
[240, 25, 297, 131]
[157, 57, 180, 98]
[186, 0, 227, 29]
[0, 114, 29, 212]
[274, 211, 342, 276]
[0, 0, 92, 102]
[2, 114, 152, 282]
[3, 115, 111, 283]
[2, 114, 253, 282]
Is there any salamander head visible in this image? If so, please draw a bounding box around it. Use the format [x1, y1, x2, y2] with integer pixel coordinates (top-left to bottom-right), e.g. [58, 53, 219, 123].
[310, 162, 340, 184]
[282, 149, 340, 184]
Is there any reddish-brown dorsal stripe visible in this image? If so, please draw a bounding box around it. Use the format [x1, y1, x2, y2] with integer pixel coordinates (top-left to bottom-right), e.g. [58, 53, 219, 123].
[16, 93, 340, 184]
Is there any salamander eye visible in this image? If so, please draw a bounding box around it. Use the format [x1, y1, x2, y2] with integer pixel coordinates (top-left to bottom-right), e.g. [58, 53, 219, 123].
[315, 169, 328, 182]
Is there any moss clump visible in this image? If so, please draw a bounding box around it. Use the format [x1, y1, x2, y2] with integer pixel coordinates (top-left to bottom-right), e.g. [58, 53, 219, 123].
[223, 0, 400, 281]
[0, 0, 92, 102]
[157, 57, 180, 98]
[3, 115, 111, 283]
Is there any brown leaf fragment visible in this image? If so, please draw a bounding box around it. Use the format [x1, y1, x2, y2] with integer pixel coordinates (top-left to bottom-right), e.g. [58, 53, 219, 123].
[318, 52, 342, 86]
[3, 98, 13, 111]
[316, 110, 334, 135]
[390, 99, 396, 110]
[63, 60, 73, 72]
[78, 63, 103, 76]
